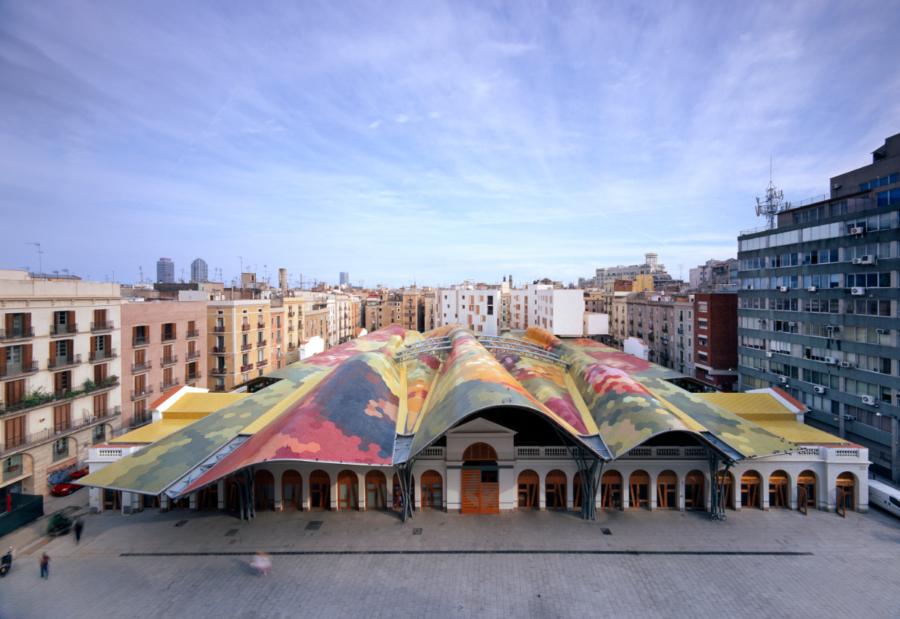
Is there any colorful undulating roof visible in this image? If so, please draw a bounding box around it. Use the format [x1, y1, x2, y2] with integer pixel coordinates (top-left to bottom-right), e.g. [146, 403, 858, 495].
[79, 324, 806, 497]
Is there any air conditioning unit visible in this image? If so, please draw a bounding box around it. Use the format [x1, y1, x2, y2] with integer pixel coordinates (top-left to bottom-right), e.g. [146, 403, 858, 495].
[778, 376, 789, 384]
[850, 227, 864, 235]
[779, 286, 789, 292]
[840, 361, 854, 368]
[765, 351, 773, 358]
[851, 287, 866, 296]
[826, 325, 837, 331]
[814, 386, 826, 395]
[788, 322, 797, 327]
[861, 395, 878, 406]
[807, 286, 817, 292]
[876, 328, 888, 334]
[852, 258, 862, 265]
[824, 357, 838, 365]
[860, 255, 876, 265]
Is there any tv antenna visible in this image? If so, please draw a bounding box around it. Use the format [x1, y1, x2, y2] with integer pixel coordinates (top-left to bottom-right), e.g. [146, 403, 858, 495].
[27, 243, 43, 275]
[755, 157, 786, 230]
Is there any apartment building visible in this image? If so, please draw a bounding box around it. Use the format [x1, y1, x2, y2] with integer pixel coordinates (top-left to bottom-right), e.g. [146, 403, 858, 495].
[624, 292, 696, 377]
[400, 290, 419, 332]
[422, 294, 435, 332]
[435, 288, 500, 334]
[594, 253, 667, 286]
[0, 272, 122, 499]
[121, 299, 207, 427]
[207, 300, 272, 392]
[693, 292, 738, 390]
[304, 305, 329, 348]
[268, 302, 285, 370]
[531, 287, 585, 336]
[737, 132, 900, 482]
[273, 296, 304, 364]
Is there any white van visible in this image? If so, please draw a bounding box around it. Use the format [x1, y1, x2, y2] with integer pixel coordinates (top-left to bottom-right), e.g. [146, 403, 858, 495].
[868, 478, 900, 519]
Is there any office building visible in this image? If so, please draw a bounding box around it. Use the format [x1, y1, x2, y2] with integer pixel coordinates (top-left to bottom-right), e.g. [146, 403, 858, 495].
[157, 258, 174, 284]
[340, 272, 350, 286]
[190, 258, 208, 283]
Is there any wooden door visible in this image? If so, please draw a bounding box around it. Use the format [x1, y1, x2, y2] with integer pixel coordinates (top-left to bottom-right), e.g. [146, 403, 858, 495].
[836, 473, 854, 513]
[657, 470, 677, 509]
[337, 470, 358, 510]
[134, 374, 146, 395]
[462, 469, 500, 514]
[715, 472, 734, 509]
[198, 485, 219, 510]
[134, 348, 146, 366]
[769, 471, 789, 508]
[629, 471, 650, 509]
[798, 471, 816, 512]
[103, 489, 122, 511]
[518, 470, 539, 509]
[4, 416, 24, 449]
[601, 471, 622, 509]
[741, 472, 761, 509]
[94, 362, 107, 383]
[282, 470, 302, 510]
[685, 470, 705, 510]
[93, 393, 108, 417]
[365, 471, 388, 510]
[421, 470, 442, 510]
[546, 470, 567, 509]
[53, 403, 71, 432]
[4, 380, 25, 408]
[310, 470, 330, 510]
[254, 470, 275, 511]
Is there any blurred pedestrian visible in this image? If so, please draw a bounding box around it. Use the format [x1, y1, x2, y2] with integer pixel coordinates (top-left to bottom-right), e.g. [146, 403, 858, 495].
[39, 553, 50, 579]
[250, 551, 272, 577]
[73, 518, 84, 545]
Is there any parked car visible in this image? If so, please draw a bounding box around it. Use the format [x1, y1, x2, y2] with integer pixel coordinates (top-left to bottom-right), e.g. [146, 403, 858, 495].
[50, 469, 89, 496]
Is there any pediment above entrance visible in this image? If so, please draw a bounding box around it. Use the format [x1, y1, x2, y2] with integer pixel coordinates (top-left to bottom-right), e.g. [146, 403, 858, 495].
[449, 417, 517, 436]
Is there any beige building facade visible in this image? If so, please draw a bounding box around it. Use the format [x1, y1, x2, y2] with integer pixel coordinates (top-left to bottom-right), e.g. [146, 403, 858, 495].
[207, 300, 272, 392]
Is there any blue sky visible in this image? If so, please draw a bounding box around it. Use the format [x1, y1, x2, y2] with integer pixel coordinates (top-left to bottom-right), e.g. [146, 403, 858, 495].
[1, 1, 898, 288]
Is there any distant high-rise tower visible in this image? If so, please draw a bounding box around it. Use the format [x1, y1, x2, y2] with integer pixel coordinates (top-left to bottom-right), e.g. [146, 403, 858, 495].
[340, 272, 350, 286]
[278, 268, 288, 292]
[157, 258, 174, 283]
[190, 258, 208, 282]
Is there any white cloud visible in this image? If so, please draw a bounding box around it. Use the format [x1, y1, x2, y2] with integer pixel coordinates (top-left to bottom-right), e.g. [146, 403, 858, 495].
[394, 114, 409, 123]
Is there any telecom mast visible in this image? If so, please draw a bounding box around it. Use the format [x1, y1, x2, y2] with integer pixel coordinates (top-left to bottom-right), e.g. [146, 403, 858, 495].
[755, 159, 786, 230]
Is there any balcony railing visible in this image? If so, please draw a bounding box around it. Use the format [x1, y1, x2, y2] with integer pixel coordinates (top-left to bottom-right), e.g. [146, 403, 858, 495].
[214, 326, 226, 333]
[0, 378, 118, 418]
[89, 349, 117, 363]
[212, 385, 227, 392]
[240, 364, 253, 373]
[90, 321, 114, 332]
[213, 346, 226, 353]
[0, 407, 122, 458]
[47, 354, 81, 370]
[160, 356, 178, 366]
[257, 322, 265, 329]
[211, 367, 228, 376]
[241, 343, 252, 352]
[242, 324, 250, 332]
[161, 332, 177, 342]
[185, 373, 202, 383]
[133, 336, 150, 347]
[130, 386, 154, 401]
[257, 340, 267, 348]
[186, 330, 200, 339]
[276, 336, 283, 343]
[0, 327, 34, 341]
[130, 411, 153, 428]
[160, 378, 180, 391]
[256, 359, 268, 368]
[131, 361, 152, 372]
[288, 311, 295, 317]
[51, 324, 78, 336]
[0, 360, 39, 380]
[187, 350, 201, 360]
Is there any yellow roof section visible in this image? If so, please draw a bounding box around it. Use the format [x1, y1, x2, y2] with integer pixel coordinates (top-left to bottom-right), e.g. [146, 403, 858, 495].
[697, 393, 792, 416]
[163, 392, 248, 416]
[109, 419, 196, 444]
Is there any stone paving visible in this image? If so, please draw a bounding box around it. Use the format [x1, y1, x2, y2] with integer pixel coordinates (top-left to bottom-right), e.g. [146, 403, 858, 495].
[1, 503, 899, 618]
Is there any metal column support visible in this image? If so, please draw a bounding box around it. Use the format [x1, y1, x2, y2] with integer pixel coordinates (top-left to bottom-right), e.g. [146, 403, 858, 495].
[395, 460, 416, 522]
[553, 426, 603, 520]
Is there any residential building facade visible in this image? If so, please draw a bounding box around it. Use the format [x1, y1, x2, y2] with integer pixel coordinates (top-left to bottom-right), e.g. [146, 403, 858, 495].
[207, 300, 272, 392]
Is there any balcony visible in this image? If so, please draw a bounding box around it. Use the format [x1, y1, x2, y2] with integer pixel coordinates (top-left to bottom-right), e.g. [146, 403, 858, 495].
[276, 336, 283, 343]
[257, 322, 266, 330]
[241, 343, 252, 352]
[90, 321, 114, 333]
[0, 378, 118, 418]
[133, 336, 150, 347]
[214, 326, 226, 333]
[186, 329, 200, 339]
[161, 332, 177, 342]
[0, 360, 39, 380]
[0, 327, 34, 342]
[677, 327, 684, 335]
[90, 405, 121, 420]
[256, 359, 268, 368]
[242, 324, 251, 332]
[89, 349, 117, 363]
[212, 384, 227, 392]
[131, 361, 152, 373]
[51, 324, 78, 337]
[160, 378, 180, 391]
[288, 343, 296, 350]
[211, 367, 228, 376]
[212, 346, 226, 354]
[160, 356, 178, 367]
[47, 354, 81, 370]
[0, 407, 122, 458]
[240, 364, 253, 373]
[185, 372, 202, 383]
[288, 311, 295, 317]
[257, 340, 267, 348]
[130, 386, 154, 401]
[187, 350, 201, 361]
[130, 411, 153, 429]
[288, 326, 294, 332]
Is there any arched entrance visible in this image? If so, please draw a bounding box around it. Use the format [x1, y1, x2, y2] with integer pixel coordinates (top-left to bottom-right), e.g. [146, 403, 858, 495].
[798, 470, 816, 513]
[282, 470, 302, 510]
[461, 442, 499, 514]
[518, 470, 539, 509]
[337, 470, 359, 510]
[365, 471, 388, 510]
[769, 471, 789, 509]
[198, 484, 218, 510]
[685, 470, 705, 511]
[546, 470, 567, 509]
[715, 471, 734, 509]
[421, 470, 442, 510]
[657, 470, 677, 509]
[310, 470, 330, 510]
[600, 470, 622, 509]
[254, 470, 275, 511]
[392, 473, 416, 510]
[837, 472, 855, 514]
[741, 471, 761, 509]
[629, 470, 650, 509]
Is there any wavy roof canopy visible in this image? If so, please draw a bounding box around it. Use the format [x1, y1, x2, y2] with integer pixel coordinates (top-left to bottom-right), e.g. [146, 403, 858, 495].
[78, 324, 800, 498]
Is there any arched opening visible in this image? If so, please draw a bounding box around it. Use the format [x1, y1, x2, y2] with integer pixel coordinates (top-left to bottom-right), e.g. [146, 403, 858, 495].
[518, 470, 539, 509]
[741, 471, 761, 509]
[365, 470, 388, 510]
[657, 470, 677, 509]
[461, 442, 499, 514]
[225, 476, 243, 512]
[392, 473, 416, 510]
[103, 488, 121, 512]
[545, 470, 567, 509]
[310, 470, 331, 510]
[282, 470, 302, 510]
[837, 472, 855, 514]
[600, 471, 622, 509]
[337, 470, 359, 510]
[254, 470, 275, 511]
[768, 471, 789, 509]
[629, 470, 650, 509]
[715, 471, 735, 509]
[197, 484, 219, 510]
[798, 470, 817, 513]
[421, 470, 443, 510]
[685, 470, 705, 511]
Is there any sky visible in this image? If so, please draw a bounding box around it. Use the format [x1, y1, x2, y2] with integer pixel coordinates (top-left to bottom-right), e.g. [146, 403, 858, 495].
[1, 1, 899, 288]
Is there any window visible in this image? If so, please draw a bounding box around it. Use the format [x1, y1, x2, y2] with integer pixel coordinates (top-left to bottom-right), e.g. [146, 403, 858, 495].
[52, 437, 69, 461]
[845, 353, 892, 374]
[844, 326, 891, 345]
[698, 319, 708, 330]
[847, 405, 893, 432]
[844, 272, 891, 288]
[698, 302, 708, 313]
[698, 336, 707, 347]
[846, 299, 891, 316]
[698, 352, 708, 363]
[860, 172, 899, 192]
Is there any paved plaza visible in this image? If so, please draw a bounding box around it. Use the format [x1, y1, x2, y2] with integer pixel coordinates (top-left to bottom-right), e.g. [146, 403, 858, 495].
[2, 500, 900, 619]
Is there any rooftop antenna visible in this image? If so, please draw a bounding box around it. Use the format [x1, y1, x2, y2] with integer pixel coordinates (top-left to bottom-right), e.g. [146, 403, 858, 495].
[237, 257, 243, 289]
[27, 243, 43, 276]
[678, 263, 684, 280]
[755, 156, 786, 230]
[139, 266, 144, 284]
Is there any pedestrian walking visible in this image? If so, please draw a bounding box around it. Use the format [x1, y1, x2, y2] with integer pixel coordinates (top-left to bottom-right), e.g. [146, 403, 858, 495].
[250, 551, 272, 577]
[73, 518, 84, 545]
[39, 553, 50, 579]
